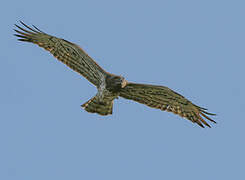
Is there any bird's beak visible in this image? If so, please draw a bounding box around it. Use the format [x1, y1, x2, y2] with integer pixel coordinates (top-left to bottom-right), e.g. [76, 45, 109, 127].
[121, 79, 128, 88]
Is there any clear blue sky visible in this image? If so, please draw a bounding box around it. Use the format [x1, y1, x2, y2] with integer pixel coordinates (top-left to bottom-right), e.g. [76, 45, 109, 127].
[1, 0, 244, 179]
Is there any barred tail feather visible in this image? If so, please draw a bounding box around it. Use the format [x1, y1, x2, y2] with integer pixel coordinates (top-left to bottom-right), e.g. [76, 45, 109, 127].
[81, 96, 113, 116]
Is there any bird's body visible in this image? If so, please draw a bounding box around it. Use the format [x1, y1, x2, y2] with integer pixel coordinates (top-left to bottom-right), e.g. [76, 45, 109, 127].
[82, 74, 127, 115]
[14, 21, 216, 128]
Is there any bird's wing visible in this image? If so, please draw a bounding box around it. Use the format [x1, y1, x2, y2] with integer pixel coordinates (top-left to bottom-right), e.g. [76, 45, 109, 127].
[119, 82, 216, 128]
[14, 21, 107, 87]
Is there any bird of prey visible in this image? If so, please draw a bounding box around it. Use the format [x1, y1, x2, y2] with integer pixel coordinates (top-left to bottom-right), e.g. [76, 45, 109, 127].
[14, 21, 216, 128]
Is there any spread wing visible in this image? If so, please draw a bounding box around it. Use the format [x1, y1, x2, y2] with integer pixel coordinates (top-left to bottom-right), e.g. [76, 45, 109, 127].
[14, 21, 107, 87]
[119, 82, 216, 128]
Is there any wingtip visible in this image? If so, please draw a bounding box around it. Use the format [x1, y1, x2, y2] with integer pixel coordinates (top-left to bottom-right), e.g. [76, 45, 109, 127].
[19, 20, 25, 25]
[199, 123, 205, 128]
[17, 21, 41, 33]
[206, 123, 211, 128]
[197, 122, 211, 128]
[32, 24, 43, 33]
[200, 112, 217, 124]
[201, 110, 216, 116]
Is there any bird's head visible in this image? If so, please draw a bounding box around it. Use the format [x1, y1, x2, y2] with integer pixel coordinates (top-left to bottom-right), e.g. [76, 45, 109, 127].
[105, 74, 127, 92]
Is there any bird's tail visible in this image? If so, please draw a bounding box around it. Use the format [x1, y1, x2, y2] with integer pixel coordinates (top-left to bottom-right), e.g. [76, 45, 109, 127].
[81, 96, 113, 116]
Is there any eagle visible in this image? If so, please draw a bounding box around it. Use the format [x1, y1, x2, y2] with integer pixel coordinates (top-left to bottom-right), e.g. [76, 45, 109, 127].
[14, 21, 216, 128]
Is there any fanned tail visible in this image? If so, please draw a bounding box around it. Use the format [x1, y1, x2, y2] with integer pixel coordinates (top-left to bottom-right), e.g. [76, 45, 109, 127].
[81, 96, 113, 116]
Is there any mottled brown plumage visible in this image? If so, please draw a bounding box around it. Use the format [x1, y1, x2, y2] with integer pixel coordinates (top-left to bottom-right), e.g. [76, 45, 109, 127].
[14, 21, 216, 128]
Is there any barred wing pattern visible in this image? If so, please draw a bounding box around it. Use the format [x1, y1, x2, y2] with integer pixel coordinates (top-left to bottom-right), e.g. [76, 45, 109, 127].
[119, 83, 216, 128]
[14, 21, 106, 87]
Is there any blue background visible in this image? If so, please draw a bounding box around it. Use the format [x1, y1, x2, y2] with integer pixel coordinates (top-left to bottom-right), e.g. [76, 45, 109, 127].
[1, 0, 244, 179]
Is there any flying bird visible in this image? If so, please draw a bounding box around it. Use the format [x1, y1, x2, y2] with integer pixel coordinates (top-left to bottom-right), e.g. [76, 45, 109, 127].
[14, 21, 216, 128]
